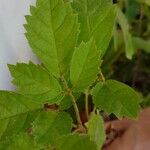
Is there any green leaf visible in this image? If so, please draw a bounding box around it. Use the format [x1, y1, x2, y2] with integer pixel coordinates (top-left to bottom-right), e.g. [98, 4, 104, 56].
[25, 0, 79, 77]
[0, 91, 42, 120]
[0, 91, 43, 144]
[86, 113, 106, 149]
[133, 37, 150, 53]
[72, 0, 116, 56]
[32, 110, 73, 146]
[117, 7, 134, 59]
[8, 62, 63, 104]
[92, 80, 140, 118]
[0, 110, 40, 143]
[70, 38, 100, 91]
[55, 134, 97, 150]
[125, 0, 139, 21]
[59, 96, 73, 110]
[59, 92, 80, 110]
[0, 133, 41, 150]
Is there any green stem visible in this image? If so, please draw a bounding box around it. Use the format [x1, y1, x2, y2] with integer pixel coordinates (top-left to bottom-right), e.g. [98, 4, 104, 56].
[61, 76, 83, 126]
[69, 92, 83, 126]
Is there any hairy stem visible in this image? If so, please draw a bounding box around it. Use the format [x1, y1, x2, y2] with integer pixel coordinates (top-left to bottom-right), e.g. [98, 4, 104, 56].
[61, 76, 83, 126]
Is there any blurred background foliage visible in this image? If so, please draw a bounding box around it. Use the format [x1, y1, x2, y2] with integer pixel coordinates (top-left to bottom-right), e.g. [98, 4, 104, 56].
[102, 0, 150, 106]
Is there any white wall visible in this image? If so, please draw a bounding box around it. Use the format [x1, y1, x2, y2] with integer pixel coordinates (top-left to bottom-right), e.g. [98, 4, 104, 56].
[0, 0, 38, 90]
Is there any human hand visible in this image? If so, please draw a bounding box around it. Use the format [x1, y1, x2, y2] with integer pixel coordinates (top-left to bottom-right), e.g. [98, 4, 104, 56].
[103, 108, 150, 150]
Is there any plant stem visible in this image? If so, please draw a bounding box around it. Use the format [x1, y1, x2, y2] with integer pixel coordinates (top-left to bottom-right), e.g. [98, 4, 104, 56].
[69, 92, 83, 126]
[61, 76, 83, 126]
[100, 71, 105, 82]
[85, 90, 89, 119]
